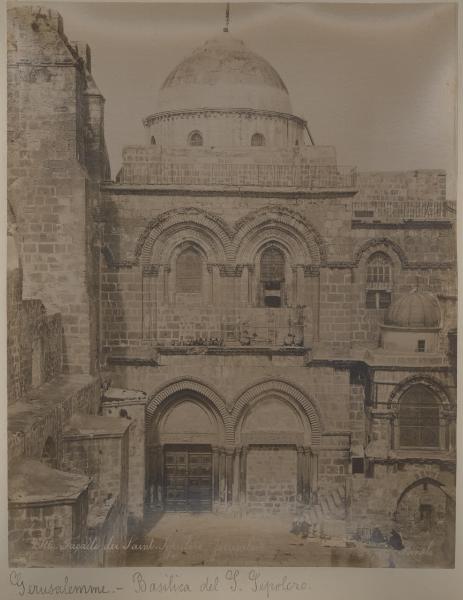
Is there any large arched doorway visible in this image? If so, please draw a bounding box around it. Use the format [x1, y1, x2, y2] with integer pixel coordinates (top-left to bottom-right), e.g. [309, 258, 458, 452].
[233, 381, 319, 515]
[394, 477, 455, 565]
[146, 386, 226, 513]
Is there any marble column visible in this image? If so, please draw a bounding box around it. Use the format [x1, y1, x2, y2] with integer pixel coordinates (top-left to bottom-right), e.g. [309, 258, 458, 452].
[239, 445, 248, 506]
[212, 446, 220, 504]
[219, 448, 226, 504]
[310, 450, 319, 504]
[225, 448, 235, 505]
[303, 446, 311, 504]
[296, 446, 304, 503]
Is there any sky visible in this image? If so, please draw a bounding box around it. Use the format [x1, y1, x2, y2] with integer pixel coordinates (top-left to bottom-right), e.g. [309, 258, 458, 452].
[40, 2, 457, 195]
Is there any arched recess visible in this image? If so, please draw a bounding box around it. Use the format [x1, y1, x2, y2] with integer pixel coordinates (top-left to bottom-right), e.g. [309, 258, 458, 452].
[353, 238, 408, 269]
[166, 239, 211, 305]
[234, 207, 325, 266]
[233, 208, 324, 310]
[232, 379, 322, 509]
[388, 375, 452, 410]
[394, 477, 455, 547]
[231, 379, 322, 448]
[387, 376, 455, 452]
[135, 207, 233, 265]
[151, 224, 225, 266]
[146, 378, 231, 444]
[145, 379, 230, 511]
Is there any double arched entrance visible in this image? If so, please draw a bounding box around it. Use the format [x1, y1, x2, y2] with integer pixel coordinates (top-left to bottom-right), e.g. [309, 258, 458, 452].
[145, 379, 321, 514]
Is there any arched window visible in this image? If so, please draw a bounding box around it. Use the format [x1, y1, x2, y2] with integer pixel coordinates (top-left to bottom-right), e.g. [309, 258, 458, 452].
[399, 385, 440, 448]
[41, 436, 57, 469]
[260, 247, 285, 307]
[366, 252, 392, 309]
[150, 136, 156, 145]
[188, 131, 203, 146]
[251, 133, 265, 147]
[176, 248, 202, 293]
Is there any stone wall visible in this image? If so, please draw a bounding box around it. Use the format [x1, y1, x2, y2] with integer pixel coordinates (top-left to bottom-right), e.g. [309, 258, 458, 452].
[7, 266, 24, 405]
[8, 498, 85, 567]
[348, 462, 455, 536]
[102, 399, 146, 522]
[246, 445, 297, 514]
[7, 6, 109, 375]
[101, 183, 455, 355]
[62, 429, 130, 511]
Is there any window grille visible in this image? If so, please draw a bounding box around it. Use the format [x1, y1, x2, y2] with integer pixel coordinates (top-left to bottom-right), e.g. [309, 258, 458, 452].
[399, 385, 440, 448]
[188, 131, 203, 146]
[352, 458, 365, 474]
[366, 252, 392, 308]
[417, 339, 426, 352]
[366, 289, 391, 309]
[251, 133, 265, 147]
[366, 252, 391, 289]
[260, 247, 285, 308]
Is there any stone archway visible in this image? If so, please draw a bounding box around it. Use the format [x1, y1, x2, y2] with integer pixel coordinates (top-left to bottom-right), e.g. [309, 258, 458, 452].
[146, 381, 228, 512]
[232, 380, 321, 513]
[394, 477, 455, 565]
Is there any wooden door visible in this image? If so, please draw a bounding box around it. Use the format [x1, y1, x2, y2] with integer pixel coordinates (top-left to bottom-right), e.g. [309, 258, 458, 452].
[164, 446, 212, 512]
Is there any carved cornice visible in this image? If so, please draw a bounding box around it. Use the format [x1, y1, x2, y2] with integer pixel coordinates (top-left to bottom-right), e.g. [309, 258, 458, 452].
[303, 265, 320, 276]
[352, 220, 453, 230]
[143, 107, 306, 128]
[142, 265, 159, 276]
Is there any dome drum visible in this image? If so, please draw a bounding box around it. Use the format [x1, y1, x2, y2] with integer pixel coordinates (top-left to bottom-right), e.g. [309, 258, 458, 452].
[147, 33, 309, 151]
[144, 108, 305, 149]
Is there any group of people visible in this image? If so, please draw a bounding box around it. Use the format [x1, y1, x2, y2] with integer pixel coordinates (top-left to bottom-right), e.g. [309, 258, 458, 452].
[290, 519, 405, 551]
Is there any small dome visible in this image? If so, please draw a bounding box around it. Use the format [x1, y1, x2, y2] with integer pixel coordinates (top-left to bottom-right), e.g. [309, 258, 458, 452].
[384, 291, 440, 328]
[157, 34, 292, 114]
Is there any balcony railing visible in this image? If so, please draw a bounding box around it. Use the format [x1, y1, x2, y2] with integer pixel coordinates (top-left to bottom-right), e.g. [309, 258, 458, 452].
[352, 200, 456, 222]
[119, 162, 358, 189]
[153, 305, 309, 349]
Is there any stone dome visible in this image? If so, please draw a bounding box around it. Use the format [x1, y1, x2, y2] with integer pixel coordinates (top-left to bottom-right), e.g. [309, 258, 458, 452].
[384, 291, 441, 329]
[157, 34, 292, 114]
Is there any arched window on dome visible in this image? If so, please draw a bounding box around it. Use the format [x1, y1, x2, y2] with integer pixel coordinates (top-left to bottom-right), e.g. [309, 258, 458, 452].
[150, 136, 156, 145]
[188, 131, 203, 147]
[176, 247, 203, 294]
[251, 133, 265, 147]
[366, 252, 392, 309]
[260, 247, 285, 307]
[399, 385, 440, 449]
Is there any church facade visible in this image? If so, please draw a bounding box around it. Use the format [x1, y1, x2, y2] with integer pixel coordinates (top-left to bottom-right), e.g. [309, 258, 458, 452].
[7, 6, 457, 567]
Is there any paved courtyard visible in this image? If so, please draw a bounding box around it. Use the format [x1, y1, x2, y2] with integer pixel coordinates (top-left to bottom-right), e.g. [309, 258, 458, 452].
[121, 512, 432, 568]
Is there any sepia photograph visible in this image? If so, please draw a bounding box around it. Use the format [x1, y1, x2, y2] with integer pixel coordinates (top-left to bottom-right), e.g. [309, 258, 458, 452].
[6, 1, 458, 572]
